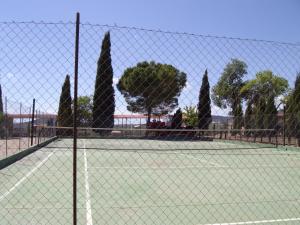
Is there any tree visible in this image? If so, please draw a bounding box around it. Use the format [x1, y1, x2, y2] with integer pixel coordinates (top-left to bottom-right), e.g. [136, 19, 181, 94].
[264, 96, 277, 139]
[57, 75, 73, 135]
[92, 32, 115, 132]
[286, 74, 300, 145]
[76, 96, 93, 127]
[244, 101, 254, 136]
[117, 61, 187, 123]
[241, 70, 288, 137]
[240, 70, 288, 103]
[212, 59, 247, 129]
[232, 100, 243, 131]
[171, 108, 183, 129]
[197, 69, 212, 129]
[0, 84, 3, 116]
[183, 106, 198, 127]
[0, 84, 4, 138]
[254, 97, 266, 140]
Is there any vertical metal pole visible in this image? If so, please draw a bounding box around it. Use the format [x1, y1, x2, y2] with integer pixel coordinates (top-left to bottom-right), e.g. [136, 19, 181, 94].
[283, 106, 286, 146]
[73, 12, 80, 225]
[28, 107, 31, 147]
[19, 103, 22, 151]
[5, 97, 8, 157]
[30, 99, 35, 146]
[35, 109, 38, 144]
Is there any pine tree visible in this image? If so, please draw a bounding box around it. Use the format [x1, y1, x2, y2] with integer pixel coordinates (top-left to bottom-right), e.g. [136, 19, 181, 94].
[92, 32, 115, 133]
[197, 69, 212, 129]
[57, 75, 73, 135]
[264, 96, 277, 140]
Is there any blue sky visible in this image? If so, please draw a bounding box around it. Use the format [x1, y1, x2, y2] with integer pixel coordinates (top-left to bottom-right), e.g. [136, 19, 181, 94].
[0, 0, 300, 119]
[1, 0, 300, 43]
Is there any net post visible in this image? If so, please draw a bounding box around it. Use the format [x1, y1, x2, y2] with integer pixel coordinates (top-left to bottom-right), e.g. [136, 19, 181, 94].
[73, 12, 80, 225]
[30, 98, 35, 146]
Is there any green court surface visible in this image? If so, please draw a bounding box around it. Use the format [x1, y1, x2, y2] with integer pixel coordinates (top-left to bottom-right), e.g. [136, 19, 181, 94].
[1, 138, 300, 225]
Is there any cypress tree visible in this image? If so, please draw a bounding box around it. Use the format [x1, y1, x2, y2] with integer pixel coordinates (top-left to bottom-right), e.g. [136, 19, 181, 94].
[286, 74, 300, 144]
[92, 32, 115, 133]
[0, 84, 3, 115]
[285, 96, 294, 143]
[171, 108, 183, 129]
[293, 75, 300, 145]
[198, 69, 212, 129]
[0, 84, 4, 138]
[232, 99, 243, 135]
[57, 75, 73, 135]
[254, 97, 266, 140]
[244, 101, 253, 136]
[264, 96, 277, 138]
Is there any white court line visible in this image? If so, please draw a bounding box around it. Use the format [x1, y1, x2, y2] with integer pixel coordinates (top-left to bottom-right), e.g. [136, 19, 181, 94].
[179, 153, 223, 167]
[0, 152, 54, 202]
[201, 217, 300, 225]
[89, 166, 228, 170]
[83, 140, 93, 225]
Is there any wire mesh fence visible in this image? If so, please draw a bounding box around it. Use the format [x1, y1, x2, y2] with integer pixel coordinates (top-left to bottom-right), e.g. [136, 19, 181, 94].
[0, 15, 300, 225]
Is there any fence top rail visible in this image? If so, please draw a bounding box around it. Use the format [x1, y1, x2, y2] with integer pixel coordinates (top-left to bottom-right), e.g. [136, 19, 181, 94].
[1, 20, 300, 47]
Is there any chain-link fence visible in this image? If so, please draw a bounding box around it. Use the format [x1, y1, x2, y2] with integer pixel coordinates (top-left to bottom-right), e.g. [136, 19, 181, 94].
[0, 14, 300, 225]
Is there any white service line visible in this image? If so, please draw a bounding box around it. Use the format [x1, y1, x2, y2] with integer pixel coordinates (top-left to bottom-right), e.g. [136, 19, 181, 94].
[201, 217, 300, 225]
[89, 166, 228, 170]
[180, 153, 223, 167]
[0, 152, 54, 202]
[83, 141, 93, 225]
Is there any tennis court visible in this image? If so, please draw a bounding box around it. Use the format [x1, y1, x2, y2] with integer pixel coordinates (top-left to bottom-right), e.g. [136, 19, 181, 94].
[1, 137, 300, 225]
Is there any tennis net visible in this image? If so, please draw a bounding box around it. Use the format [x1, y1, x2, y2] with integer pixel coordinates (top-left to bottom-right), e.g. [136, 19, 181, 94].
[36, 126, 278, 151]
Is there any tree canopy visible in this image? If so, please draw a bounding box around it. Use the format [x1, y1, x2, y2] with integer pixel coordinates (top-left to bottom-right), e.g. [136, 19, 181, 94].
[183, 106, 198, 127]
[0, 84, 3, 116]
[92, 32, 115, 131]
[117, 61, 187, 123]
[212, 59, 247, 130]
[240, 70, 288, 102]
[0, 84, 4, 138]
[76, 96, 93, 127]
[171, 108, 183, 129]
[197, 69, 212, 129]
[57, 75, 73, 131]
[212, 59, 247, 110]
[286, 74, 300, 142]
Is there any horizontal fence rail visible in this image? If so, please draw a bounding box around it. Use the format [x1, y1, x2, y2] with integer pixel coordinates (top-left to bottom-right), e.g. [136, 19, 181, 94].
[0, 15, 300, 225]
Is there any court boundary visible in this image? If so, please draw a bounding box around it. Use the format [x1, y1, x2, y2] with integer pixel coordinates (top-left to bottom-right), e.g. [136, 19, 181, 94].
[0, 152, 54, 202]
[83, 140, 93, 225]
[201, 217, 300, 225]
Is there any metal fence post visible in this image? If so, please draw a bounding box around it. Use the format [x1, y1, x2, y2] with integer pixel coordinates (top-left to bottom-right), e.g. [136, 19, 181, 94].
[19, 103, 22, 151]
[73, 12, 80, 225]
[283, 106, 286, 146]
[5, 97, 8, 157]
[30, 98, 35, 146]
